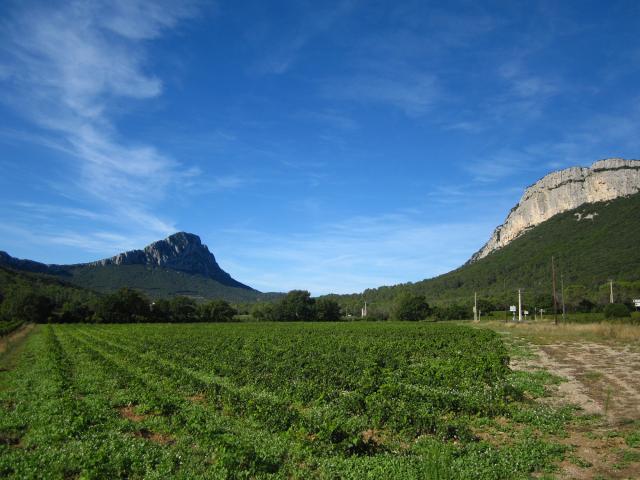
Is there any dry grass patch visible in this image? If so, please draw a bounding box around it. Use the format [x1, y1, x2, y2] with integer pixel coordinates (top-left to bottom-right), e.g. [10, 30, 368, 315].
[481, 320, 640, 344]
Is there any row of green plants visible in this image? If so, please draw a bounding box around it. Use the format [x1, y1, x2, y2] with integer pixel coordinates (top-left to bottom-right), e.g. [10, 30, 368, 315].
[1, 322, 569, 478]
[0, 319, 24, 336]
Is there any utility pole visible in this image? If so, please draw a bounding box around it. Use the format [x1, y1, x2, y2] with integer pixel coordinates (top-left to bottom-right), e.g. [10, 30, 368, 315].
[474, 292, 478, 322]
[552, 256, 558, 325]
[610, 280, 614, 304]
[503, 277, 508, 323]
[561, 272, 566, 322]
[518, 288, 522, 322]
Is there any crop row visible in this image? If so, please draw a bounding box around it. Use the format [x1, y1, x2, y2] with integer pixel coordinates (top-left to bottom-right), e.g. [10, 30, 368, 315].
[1, 322, 565, 479]
[68, 323, 512, 442]
[0, 319, 24, 336]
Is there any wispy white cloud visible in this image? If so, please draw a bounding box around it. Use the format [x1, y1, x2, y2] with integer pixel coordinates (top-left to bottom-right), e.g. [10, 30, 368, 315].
[325, 72, 439, 116]
[13, 202, 105, 221]
[215, 212, 493, 295]
[253, 1, 356, 75]
[461, 148, 542, 183]
[498, 60, 559, 100]
[0, 0, 200, 237]
[0, 222, 144, 259]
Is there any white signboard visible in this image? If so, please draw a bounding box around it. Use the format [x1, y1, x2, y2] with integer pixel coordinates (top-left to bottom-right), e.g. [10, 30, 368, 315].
[509, 305, 517, 312]
[524, 311, 529, 315]
[634, 299, 640, 307]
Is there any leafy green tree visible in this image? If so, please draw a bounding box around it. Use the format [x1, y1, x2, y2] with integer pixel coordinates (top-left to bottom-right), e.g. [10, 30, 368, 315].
[59, 300, 92, 323]
[394, 294, 431, 321]
[1, 289, 54, 323]
[277, 290, 315, 321]
[150, 298, 172, 322]
[168, 296, 198, 323]
[574, 298, 596, 313]
[94, 288, 151, 323]
[476, 298, 496, 315]
[199, 300, 236, 322]
[315, 298, 341, 321]
[251, 302, 276, 321]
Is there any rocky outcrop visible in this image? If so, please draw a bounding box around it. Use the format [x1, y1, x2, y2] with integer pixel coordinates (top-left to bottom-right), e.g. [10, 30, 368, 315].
[0, 232, 253, 290]
[470, 158, 640, 262]
[87, 232, 252, 289]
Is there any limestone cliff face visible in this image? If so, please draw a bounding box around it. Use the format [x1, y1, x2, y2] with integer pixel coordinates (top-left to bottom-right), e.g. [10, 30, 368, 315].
[470, 158, 640, 262]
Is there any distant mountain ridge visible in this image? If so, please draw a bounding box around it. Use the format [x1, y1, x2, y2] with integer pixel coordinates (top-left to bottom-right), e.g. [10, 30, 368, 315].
[84, 232, 251, 289]
[0, 232, 273, 302]
[470, 158, 640, 262]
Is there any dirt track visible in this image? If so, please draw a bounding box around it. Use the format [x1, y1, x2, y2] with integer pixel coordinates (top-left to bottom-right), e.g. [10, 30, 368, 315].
[512, 340, 640, 479]
[513, 342, 640, 423]
[0, 323, 35, 356]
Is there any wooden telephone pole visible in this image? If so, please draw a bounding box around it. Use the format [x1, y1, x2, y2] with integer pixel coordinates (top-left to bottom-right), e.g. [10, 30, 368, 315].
[552, 256, 558, 325]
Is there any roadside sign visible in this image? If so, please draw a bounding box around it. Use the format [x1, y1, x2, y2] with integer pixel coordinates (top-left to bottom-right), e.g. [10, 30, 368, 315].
[633, 299, 640, 307]
[509, 305, 516, 312]
[524, 311, 529, 315]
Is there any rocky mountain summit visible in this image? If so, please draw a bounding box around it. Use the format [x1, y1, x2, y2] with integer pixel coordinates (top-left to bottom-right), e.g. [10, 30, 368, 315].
[87, 232, 249, 288]
[470, 158, 640, 262]
[0, 232, 253, 292]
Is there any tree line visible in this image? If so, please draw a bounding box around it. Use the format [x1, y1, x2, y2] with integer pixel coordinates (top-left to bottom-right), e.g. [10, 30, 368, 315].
[0, 286, 236, 324]
[249, 290, 468, 322]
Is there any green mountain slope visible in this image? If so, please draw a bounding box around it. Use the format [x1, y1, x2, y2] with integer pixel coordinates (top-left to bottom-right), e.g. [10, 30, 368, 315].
[329, 192, 640, 312]
[66, 264, 280, 302]
[0, 265, 96, 301]
[0, 232, 282, 303]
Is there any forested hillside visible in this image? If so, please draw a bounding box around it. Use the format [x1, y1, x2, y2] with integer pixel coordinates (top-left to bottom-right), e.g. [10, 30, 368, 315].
[327, 192, 640, 316]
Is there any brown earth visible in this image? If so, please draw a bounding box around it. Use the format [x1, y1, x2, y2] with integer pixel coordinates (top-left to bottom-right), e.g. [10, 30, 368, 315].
[134, 428, 175, 445]
[118, 405, 175, 445]
[512, 340, 640, 479]
[118, 405, 147, 422]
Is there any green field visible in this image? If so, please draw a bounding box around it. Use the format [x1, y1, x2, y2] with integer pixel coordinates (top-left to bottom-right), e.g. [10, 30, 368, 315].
[1, 323, 569, 479]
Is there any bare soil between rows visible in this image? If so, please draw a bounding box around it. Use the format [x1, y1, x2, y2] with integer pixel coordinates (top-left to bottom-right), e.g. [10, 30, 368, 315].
[0, 324, 35, 356]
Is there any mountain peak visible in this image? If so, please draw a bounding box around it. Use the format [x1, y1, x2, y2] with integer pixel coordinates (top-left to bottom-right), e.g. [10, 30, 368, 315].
[90, 232, 251, 290]
[164, 231, 202, 245]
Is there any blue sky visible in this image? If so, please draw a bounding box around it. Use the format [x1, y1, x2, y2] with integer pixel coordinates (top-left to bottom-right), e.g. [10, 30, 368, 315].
[1, 0, 639, 295]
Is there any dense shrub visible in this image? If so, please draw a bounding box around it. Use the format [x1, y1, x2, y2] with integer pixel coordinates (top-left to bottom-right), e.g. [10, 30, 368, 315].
[199, 300, 236, 322]
[433, 304, 472, 321]
[315, 298, 342, 321]
[603, 303, 631, 318]
[59, 300, 93, 323]
[93, 288, 151, 323]
[394, 293, 431, 321]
